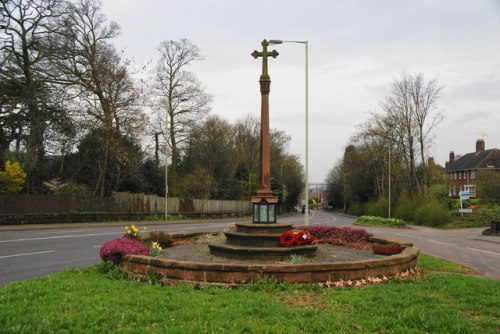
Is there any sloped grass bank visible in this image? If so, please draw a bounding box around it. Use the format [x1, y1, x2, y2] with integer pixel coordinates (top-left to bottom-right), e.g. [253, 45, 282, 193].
[0, 255, 498, 333]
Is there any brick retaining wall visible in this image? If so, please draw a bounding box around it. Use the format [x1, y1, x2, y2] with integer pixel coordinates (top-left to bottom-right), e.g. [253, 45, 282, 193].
[119, 242, 419, 285]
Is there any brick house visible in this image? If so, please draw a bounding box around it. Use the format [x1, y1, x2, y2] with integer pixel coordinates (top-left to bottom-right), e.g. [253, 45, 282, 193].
[445, 139, 500, 197]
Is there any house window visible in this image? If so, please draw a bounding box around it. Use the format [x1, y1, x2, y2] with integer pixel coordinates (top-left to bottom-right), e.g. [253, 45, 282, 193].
[465, 185, 476, 198]
[471, 170, 475, 179]
[454, 172, 457, 180]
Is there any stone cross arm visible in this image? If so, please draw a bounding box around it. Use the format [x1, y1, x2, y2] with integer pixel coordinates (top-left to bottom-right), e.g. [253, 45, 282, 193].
[251, 49, 279, 59]
[251, 39, 279, 79]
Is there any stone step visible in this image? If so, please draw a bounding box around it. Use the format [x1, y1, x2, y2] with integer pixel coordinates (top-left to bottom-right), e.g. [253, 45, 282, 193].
[235, 222, 293, 235]
[208, 240, 318, 260]
[225, 231, 282, 247]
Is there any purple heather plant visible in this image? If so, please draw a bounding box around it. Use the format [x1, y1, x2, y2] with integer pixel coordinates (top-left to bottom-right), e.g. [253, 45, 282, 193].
[100, 237, 150, 264]
[295, 225, 372, 248]
[372, 244, 405, 255]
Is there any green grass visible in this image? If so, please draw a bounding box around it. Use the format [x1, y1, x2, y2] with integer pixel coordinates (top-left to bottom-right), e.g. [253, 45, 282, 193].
[417, 253, 475, 274]
[0, 257, 499, 333]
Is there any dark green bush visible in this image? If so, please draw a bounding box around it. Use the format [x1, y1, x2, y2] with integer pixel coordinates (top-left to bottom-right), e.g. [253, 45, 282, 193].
[347, 202, 364, 216]
[365, 198, 389, 217]
[394, 196, 417, 221]
[413, 200, 452, 227]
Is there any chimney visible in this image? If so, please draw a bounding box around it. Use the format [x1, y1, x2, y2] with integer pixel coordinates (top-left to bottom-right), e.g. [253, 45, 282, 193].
[449, 151, 455, 165]
[476, 139, 485, 153]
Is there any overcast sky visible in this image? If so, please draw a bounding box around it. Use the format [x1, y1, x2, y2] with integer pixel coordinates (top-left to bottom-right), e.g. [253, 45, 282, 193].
[101, 0, 500, 183]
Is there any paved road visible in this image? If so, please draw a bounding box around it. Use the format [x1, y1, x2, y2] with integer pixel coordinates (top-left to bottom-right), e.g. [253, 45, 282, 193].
[0, 219, 239, 285]
[311, 211, 500, 279]
[1, 212, 499, 285]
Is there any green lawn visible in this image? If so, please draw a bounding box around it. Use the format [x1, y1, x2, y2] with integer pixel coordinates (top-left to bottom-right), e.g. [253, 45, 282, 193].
[0, 255, 498, 333]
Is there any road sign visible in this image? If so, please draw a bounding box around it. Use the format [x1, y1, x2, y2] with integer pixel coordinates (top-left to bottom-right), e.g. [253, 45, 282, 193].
[459, 208, 473, 213]
[459, 191, 470, 200]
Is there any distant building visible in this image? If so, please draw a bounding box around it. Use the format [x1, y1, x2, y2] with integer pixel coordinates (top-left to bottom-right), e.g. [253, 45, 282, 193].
[445, 139, 500, 197]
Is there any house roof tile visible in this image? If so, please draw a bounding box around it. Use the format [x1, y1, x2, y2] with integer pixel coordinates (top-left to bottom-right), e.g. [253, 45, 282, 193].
[447, 149, 500, 171]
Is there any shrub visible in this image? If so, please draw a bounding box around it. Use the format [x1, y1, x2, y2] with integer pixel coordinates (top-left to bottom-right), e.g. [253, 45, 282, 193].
[145, 231, 174, 248]
[0, 161, 26, 193]
[450, 204, 500, 228]
[372, 243, 405, 255]
[365, 198, 389, 217]
[428, 184, 452, 208]
[347, 202, 364, 216]
[413, 200, 452, 227]
[394, 196, 417, 221]
[100, 238, 150, 264]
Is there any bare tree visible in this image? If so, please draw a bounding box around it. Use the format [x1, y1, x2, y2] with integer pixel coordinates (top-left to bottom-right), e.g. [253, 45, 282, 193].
[150, 39, 211, 196]
[409, 73, 443, 187]
[380, 72, 443, 194]
[47, 0, 145, 196]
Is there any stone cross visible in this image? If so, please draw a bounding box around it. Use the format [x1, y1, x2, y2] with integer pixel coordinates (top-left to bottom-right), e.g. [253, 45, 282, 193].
[251, 39, 279, 213]
[251, 39, 279, 81]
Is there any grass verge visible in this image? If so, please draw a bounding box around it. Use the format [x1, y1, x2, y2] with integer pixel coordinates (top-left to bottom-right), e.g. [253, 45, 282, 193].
[0, 255, 498, 333]
[417, 253, 476, 274]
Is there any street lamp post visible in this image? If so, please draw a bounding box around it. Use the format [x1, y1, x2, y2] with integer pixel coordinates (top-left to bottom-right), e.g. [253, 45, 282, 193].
[269, 39, 309, 225]
[165, 119, 169, 222]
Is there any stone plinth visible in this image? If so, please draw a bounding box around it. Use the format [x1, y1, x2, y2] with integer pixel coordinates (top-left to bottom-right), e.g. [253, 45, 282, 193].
[208, 222, 318, 260]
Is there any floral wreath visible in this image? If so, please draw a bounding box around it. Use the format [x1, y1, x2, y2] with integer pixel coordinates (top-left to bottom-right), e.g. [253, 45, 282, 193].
[279, 230, 316, 247]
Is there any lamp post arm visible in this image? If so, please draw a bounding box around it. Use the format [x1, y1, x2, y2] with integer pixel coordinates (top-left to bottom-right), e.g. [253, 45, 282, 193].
[269, 39, 309, 225]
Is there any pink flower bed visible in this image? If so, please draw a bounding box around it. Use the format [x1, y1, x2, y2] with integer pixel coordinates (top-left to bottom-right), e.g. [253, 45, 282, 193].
[372, 244, 405, 255]
[295, 225, 372, 249]
[100, 237, 150, 264]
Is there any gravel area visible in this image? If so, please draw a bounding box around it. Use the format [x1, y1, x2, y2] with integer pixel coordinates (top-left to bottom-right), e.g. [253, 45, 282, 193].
[160, 242, 385, 265]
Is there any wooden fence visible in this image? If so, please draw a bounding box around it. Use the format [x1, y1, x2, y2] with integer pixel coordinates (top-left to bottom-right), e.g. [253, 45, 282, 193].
[0, 192, 252, 215]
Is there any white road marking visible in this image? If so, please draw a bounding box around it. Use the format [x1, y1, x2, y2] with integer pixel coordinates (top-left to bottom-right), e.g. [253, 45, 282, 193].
[428, 239, 456, 247]
[396, 233, 422, 239]
[466, 247, 500, 256]
[0, 250, 55, 259]
[0, 224, 236, 243]
[92, 245, 101, 248]
[35, 229, 93, 234]
[179, 226, 212, 230]
[0, 232, 121, 243]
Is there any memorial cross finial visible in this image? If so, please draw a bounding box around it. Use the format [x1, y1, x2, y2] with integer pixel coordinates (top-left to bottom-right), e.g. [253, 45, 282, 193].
[251, 39, 279, 80]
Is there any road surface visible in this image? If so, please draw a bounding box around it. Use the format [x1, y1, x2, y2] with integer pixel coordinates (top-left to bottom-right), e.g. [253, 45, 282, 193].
[1, 211, 498, 285]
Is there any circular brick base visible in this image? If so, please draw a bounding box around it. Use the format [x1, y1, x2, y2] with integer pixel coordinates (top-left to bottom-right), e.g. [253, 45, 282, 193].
[119, 236, 420, 285]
